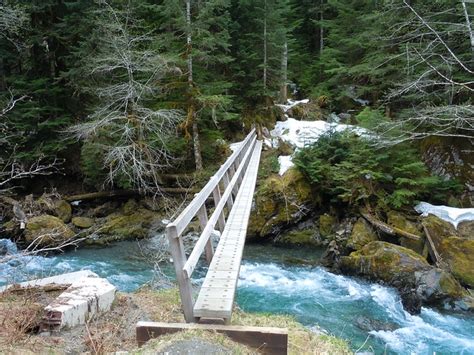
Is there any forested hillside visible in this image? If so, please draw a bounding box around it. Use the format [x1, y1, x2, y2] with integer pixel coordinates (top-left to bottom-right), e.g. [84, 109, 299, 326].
[1, 0, 472, 198]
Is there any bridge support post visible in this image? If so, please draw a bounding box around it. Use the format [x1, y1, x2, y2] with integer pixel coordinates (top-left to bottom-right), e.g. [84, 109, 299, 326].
[167, 225, 195, 323]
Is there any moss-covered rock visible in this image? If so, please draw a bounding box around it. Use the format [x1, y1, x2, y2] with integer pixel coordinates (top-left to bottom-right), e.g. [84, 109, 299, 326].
[346, 218, 378, 250]
[287, 101, 323, 121]
[248, 169, 314, 239]
[340, 241, 430, 281]
[423, 215, 474, 288]
[71, 217, 94, 229]
[458, 221, 474, 240]
[339, 241, 465, 312]
[436, 237, 474, 288]
[123, 199, 139, 215]
[319, 214, 336, 239]
[277, 229, 321, 246]
[88, 208, 161, 245]
[387, 211, 424, 254]
[37, 196, 72, 223]
[25, 215, 75, 247]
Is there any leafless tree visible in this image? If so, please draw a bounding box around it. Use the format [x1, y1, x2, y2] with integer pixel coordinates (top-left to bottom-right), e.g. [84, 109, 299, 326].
[379, 0, 474, 143]
[67, 1, 183, 195]
[0, 2, 28, 50]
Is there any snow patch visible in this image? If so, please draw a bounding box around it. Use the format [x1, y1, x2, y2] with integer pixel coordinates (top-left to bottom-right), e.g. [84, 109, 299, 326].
[276, 98, 309, 113]
[278, 155, 294, 175]
[415, 202, 474, 229]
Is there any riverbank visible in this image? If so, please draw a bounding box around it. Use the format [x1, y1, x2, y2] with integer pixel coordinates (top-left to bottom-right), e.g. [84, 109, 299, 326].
[0, 285, 351, 354]
[1, 239, 473, 353]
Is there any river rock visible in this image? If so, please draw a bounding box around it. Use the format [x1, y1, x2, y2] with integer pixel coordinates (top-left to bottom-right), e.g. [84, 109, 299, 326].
[276, 228, 321, 246]
[423, 215, 474, 288]
[387, 211, 424, 255]
[88, 208, 161, 245]
[248, 169, 314, 239]
[287, 100, 322, 121]
[355, 316, 399, 332]
[319, 214, 336, 239]
[339, 241, 465, 313]
[25, 215, 75, 247]
[37, 195, 72, 223]
[346, 218, 377, 250]
[72, 217, 94, 229]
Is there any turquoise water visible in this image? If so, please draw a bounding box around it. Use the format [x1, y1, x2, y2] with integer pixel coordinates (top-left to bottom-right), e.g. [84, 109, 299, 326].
[1, 237, 474, 354]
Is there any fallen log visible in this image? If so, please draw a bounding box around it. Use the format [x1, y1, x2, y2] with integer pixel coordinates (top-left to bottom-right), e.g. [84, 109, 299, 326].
[65, 188, 199, 202]
[422, 223, 442, 265]
[360, 211, 422, 241]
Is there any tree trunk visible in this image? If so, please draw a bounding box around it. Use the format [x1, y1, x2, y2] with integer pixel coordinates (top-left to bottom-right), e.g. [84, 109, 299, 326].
[192, 111, 203, 171]
[186, 0, 203, 171]
[461, 0, 474, 57]
[279, 41, 288, 103]
[263, 0, 268, 91]
[320, 0, 324, 53]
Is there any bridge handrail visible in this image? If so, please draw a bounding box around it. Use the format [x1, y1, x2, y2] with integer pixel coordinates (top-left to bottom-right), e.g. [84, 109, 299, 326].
[182, 135, 257, 278]
[167, 128, 256, 237]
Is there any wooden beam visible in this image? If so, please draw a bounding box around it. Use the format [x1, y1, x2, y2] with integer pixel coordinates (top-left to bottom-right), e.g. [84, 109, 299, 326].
[361, 211, 422, 241]
[197, 205, 214, 264]
[136, 321, 288, 355]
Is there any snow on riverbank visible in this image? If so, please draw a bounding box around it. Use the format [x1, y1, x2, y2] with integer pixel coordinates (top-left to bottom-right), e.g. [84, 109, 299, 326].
[271, 115, 366, 175]
[415, 202, 474, 228]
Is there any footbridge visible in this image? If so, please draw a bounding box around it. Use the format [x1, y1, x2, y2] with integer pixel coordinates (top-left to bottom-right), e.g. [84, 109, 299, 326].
[136, 129, 290, 353]
[166, 129, 262, 324]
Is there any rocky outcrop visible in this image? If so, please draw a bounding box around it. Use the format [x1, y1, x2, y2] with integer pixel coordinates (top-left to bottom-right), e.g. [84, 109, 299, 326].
[339, 241, 465, 313]
[25, 215, 75, 247]
[387, 211, 424, 254]
[287, 101, 323, 121]
[37, 195, 72, 223]
[319, 214, 336, 239]
[346, 218, 378, 250]
[248, 169, 314, 239]
[423, 215, 474, 288]
[87, 208, 162, 245]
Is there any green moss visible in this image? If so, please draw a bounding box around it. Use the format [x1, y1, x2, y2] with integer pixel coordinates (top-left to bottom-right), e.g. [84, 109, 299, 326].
[89, 208, 161, 245]
[319, 214, 336, 238]
[25, 215, 75, 247]
[71, 216, 94, 229]
[346, 218, 378, 250]
[387, 211, 424, 254]
[278, 229, 320, 246]
[248, 169, 314, 238]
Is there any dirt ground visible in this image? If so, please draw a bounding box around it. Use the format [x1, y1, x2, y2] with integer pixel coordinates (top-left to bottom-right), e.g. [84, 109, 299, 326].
[0, 286, 352, 354]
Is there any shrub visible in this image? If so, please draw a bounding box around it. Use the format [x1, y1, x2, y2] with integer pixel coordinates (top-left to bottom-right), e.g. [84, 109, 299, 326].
[294, 130, 457, 209]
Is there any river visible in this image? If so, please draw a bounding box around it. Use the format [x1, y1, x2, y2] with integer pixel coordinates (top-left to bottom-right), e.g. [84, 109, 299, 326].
[1, 236, 473, 354]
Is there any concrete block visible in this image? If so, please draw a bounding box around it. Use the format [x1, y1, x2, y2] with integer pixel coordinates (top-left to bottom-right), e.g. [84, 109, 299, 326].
[41, 274, 116, 331]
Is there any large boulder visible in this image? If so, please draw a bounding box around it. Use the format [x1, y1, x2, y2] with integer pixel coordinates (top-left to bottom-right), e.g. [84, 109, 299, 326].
[387, 211, 424, 255]
[87, 208, 162, 245]
[346, 218, 378, 250]
[25, 215, 75, 247]
[276, 228, 321, 247]
[72, 216, 94, 229]
[423, 215, 474, 288]
[287, 101, 323, 121]
[37, 195, 72, 223]
[339, 241, 465, 313]
[248, 169, 314, 239]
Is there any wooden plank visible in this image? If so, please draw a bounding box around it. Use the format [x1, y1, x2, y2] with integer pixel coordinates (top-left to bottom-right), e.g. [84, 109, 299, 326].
[168, 129, 255, 237]
[193, 141, 262, 320]
[197, 205, 214, 264]
[166, 226, 195, 323]
[136, 321, 288, 355]
[212, 185, 226, 233]
[222, 171, 234, 209]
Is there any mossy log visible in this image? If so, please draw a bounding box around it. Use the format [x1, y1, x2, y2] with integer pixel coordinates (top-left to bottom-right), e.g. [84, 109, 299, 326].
[360, 211, 422, 241]
[65, 188, 199, 202]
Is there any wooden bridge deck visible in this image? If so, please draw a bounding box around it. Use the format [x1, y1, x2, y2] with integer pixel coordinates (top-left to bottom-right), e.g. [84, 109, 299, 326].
[194, 140, 262, 320]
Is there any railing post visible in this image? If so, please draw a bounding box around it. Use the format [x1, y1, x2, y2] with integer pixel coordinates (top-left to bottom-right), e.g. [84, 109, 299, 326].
[166, 225, 195, 322]
[222, 172, 234, 209]
[197, 205, 214, 264]
[212, 185, 226, 233]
